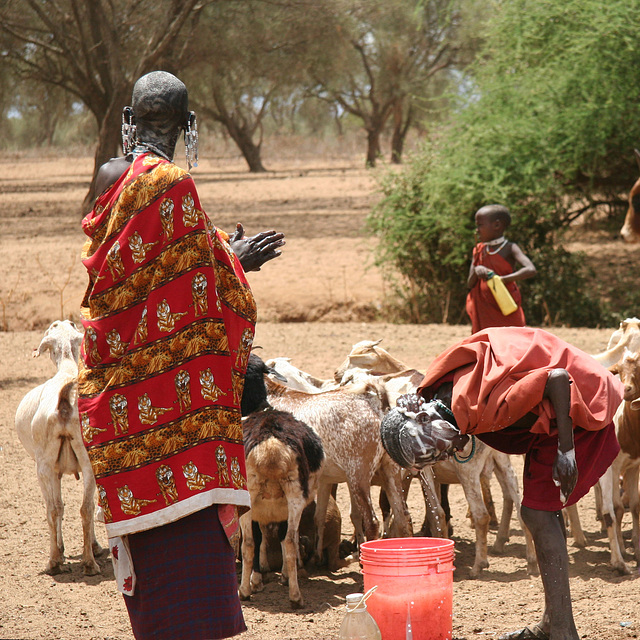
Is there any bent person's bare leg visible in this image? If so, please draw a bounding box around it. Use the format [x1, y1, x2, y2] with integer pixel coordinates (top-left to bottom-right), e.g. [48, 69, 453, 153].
[519, 505, 579, 640]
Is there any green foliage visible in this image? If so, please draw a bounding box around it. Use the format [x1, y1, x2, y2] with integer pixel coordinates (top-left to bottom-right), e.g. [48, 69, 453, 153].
[520, 246, 608, 328]
[370, 0, 640, 327]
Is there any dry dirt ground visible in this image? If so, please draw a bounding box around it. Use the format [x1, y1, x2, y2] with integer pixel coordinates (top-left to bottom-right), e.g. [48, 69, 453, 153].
[0, 154, 639, 640]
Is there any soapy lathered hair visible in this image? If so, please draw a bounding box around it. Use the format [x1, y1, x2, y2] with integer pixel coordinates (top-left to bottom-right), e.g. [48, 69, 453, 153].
[132, 71, 189, 136]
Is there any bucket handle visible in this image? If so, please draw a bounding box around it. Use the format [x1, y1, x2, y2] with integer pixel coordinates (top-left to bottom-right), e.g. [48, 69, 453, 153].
[436, 560, 454, 574]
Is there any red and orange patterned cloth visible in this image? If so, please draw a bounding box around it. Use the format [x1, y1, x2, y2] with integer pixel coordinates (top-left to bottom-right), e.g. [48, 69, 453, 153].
[78, 153, 255, 549]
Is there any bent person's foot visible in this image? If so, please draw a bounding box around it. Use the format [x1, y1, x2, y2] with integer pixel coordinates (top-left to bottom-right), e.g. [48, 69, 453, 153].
[498, 626, 549, 640]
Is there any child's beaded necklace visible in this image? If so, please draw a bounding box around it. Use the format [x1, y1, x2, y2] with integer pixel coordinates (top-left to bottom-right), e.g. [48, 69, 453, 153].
[485, 236, 508, 255]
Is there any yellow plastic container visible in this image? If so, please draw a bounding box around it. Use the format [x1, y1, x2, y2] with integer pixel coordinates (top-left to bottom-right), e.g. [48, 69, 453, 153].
[486, 272, 518, 316]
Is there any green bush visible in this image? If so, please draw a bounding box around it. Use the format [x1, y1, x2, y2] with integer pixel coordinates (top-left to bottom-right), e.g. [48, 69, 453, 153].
[369, 0, 640, 327]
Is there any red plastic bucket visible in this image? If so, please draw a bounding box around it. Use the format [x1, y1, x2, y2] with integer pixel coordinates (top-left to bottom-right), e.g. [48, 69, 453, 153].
[361, 537, 454, 640]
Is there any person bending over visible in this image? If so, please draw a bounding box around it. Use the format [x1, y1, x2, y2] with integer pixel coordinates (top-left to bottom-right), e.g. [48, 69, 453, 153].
[381, 326, 622, 640]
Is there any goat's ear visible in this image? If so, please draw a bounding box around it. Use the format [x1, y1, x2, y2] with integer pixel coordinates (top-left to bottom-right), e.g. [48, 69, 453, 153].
[71, 333, 83, 362]
[267, 367, 287, 383]
[608, 363, 620, 375]
[363, 339, 383, 352]
[33, 335, 54, 358]
[630, 398, 640, 411]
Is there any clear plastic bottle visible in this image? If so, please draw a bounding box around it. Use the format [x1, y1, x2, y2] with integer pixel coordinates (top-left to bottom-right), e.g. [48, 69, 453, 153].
[338, 593, 382, 640]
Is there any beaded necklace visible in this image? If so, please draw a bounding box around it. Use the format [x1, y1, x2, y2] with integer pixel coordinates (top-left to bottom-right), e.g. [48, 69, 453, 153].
[485, 237, 508, 255]
[130, 142, 172, 163]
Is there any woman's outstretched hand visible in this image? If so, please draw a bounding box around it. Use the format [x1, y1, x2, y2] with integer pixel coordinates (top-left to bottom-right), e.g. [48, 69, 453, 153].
[230, 223, 285, 272]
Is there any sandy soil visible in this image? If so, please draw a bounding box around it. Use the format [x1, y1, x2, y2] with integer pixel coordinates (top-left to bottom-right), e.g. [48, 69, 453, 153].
[0, 155, 638, 640]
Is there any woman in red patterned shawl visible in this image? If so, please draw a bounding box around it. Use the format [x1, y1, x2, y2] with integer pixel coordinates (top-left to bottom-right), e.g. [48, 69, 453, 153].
[466, 204, 536, 333]
[380, 327, 623, 640]
[78, 71, 284, 640]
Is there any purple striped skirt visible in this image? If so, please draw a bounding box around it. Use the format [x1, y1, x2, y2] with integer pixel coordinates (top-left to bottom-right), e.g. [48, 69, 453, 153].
[124, 505, 246, 640]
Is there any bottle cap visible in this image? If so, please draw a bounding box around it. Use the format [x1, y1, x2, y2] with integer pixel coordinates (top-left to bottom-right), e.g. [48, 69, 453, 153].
[345, 593, 366, 610]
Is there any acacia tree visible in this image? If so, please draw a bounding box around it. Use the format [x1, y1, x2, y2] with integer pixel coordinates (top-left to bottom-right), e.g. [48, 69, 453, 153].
[186, 0, 332, 172]
[308, 0, 464, 167]
[0, 0, 201, 210]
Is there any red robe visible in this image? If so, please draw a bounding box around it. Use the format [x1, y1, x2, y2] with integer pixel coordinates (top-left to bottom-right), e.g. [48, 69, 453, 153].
[78, 153, 255, 538]
[466, 242, 525, 333]
[417, 327, 622, 510]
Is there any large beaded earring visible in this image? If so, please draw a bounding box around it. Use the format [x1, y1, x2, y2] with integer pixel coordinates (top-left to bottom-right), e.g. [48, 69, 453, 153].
[185, 111, 199, 170]
[121, 106, 137, 155]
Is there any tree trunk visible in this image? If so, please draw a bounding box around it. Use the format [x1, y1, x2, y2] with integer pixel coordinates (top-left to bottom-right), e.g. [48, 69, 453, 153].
[390, 127, 404, 165]
[81, 93, 129, 214]
[390, 101, 412, 165]
[228, 124, 267, 173]
[365, 128, 382, 168]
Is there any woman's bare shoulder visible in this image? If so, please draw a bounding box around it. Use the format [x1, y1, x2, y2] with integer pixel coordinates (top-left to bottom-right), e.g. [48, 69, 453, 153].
[95, 157, 131, 197]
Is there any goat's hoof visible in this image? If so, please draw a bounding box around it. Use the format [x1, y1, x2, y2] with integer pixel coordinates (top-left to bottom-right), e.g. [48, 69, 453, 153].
[469, 561, 489, 579]
[93, 542, 107, 557]
[571, 536, 587, 548]
[526, 561, 539, 576]
[46, 562, 71, 575]
[491, 540, 507, 555]
[290, 598, 304, 610]
[239, 590, 252, 601]
[250, 575, 264, 592]
[612, 561, 632, 575]
[82, 560, 101, 576]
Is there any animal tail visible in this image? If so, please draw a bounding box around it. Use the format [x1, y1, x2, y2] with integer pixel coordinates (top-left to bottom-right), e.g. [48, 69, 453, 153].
[56, 379, 80, 479]
[57, 379, 77, 422]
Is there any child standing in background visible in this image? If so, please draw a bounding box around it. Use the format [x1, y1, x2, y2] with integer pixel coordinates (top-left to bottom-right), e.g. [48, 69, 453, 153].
[466, 204, 536, 333]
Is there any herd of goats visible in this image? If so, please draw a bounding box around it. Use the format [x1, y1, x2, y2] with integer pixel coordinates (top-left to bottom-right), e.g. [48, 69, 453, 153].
[12, 316, 640, 609]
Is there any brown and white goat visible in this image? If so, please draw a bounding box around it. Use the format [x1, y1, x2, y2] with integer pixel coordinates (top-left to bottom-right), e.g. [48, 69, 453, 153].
[238, 354, 325, 608]
[240, 408, 324, 608]
[14, 320, 102, 575]
[266, 375, 413, 559]
[563, 347, 640, 575]
[608, 351, 640, 567]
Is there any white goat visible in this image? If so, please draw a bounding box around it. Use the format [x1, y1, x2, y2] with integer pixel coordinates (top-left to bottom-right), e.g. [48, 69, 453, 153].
[265, 357, 338, 394]
[591, 317, 640, 368]
[15, 320, 102, 575]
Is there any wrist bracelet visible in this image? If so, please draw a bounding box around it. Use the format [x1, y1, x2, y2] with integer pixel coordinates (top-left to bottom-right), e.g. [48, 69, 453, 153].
[558, 447, 576, 463]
